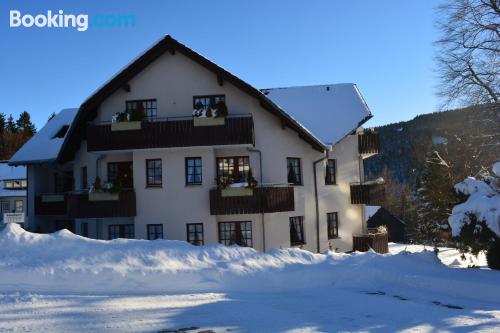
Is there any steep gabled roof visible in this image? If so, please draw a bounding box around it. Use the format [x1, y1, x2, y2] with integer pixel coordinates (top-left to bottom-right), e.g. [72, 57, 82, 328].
[9, 109, 78, 166]
[262, 84, 372, 145]
[59, 35, 326, 162]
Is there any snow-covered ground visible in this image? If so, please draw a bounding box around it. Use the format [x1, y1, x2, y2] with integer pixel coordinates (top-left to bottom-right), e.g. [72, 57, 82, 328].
[0, 224, 499, 332]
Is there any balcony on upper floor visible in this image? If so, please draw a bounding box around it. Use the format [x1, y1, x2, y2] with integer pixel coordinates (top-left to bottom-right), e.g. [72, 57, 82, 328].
[86, 114, 254, 152]
[350, 182, 385, 205]
[34, 190, 136, 219]
[358, 131, 379, 155]
[35, 193, 68, 216]
[209, 185, 295, 215]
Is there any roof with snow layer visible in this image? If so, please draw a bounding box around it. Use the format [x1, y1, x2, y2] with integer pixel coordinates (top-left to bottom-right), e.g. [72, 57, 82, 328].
[0, 162, 26, 198]
[58, 35, 327, 162]
[261, 84, 372, 145]
[9, 108, 78, 166]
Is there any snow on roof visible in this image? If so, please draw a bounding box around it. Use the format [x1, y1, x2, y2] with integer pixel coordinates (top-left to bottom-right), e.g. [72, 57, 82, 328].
[0, 162, 25, 181]
[9, 108, 78, 166]
[262, 84, 372, 145]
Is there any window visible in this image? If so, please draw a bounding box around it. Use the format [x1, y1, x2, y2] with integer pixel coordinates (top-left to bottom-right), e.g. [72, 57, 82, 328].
[146, 159, 162, 187]
[218, 221, 252, 247]
[52, 125, 69, 138]
[287, 158, 302, 185]
[14, 200, 23, 213]
[81, 166, 88, 189]
[289, 216, 305, 245]
[327, 212, 339, 239]
[193, 95, 225, 109]
[147, 224, 163, 240]
[126, 99, 157, 121]
[187, 223, 204, 245]
[0, 200, 9, 214]
[3, 179, 27, 189]
[54, 172, 73, 192]
[185, 157, 202, 185]
[216, 156, 250, 183]
[108, 162, 133, 188]
[108, 224, 135, 240]
[81, 222, 89, 237]
[325, 159, 337, 185]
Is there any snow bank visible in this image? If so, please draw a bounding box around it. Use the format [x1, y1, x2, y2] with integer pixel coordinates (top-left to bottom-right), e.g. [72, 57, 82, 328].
[1, 224, 499, 303]
[449, 165, 500, 237]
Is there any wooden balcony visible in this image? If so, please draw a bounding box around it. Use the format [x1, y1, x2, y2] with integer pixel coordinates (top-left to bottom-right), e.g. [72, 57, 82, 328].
[350, 183, 385, 205]
[86, 115, 254, 152]
[353, 229, 389, 254]
[358, 132, 379, 154]
[210, 186, 294, 215]
[34, 194, 68, 216]
[66, 190, 136, 218]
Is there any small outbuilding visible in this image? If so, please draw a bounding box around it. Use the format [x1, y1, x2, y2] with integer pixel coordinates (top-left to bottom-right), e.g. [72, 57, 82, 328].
[365, 206, 406, 242]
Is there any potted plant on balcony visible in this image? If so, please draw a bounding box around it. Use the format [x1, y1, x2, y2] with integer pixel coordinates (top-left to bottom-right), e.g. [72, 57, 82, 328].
[111, 103, 145, 131]
[220, 169, 257, 197]
[88, 176, 120, 201]
[193, 101, 227, 127]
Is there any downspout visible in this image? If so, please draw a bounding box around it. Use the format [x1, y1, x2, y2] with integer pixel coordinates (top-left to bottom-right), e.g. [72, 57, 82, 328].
[313, 154, 327, 253]
[247, 147, 265, 252]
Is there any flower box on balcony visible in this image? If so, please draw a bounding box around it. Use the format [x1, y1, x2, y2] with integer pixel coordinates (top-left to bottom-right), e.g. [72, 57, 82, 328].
[111, 121, 142, 131]
[193, 117, 225, 127]
[221, 187, 254, 197]
[88, 192, 119, 201]
[41, 194, 65, 203]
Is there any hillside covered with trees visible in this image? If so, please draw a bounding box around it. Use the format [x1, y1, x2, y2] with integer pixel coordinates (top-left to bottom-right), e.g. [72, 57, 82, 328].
[364, 104, 499, 238]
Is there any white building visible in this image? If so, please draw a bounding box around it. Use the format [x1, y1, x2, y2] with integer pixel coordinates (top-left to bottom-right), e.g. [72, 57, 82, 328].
[9, 36, 382, 252]
[0, 161, 26, 223]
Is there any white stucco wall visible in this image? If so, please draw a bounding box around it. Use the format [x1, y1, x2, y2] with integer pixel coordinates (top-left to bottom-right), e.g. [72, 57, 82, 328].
[36, 50, 367, 253]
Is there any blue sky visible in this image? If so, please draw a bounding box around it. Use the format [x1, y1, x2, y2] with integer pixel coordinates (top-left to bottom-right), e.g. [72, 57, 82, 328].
[1, 0, 439, 129]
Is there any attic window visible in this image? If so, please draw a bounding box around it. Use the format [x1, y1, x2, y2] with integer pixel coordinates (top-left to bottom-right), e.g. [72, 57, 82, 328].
[53, 125, 69, 139]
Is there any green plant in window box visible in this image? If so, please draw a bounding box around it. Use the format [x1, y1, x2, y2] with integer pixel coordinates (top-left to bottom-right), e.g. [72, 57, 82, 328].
[246, 168, 258, 189]
[215, 101, 228, 118]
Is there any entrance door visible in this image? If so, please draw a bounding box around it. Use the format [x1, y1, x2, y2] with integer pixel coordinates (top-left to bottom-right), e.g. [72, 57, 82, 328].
[107, 162, 133, 188]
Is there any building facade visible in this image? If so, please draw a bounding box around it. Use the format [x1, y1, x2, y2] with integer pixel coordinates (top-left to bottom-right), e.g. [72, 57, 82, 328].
[10, 36, 382, 253]
[0, 161, 26, 223]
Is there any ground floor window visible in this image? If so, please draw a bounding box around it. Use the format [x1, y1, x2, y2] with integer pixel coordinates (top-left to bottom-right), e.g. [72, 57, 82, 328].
[327, 212, 339, 239]
[147, 224, 163, 240]
[81, 222, 89, 237]
[218, 221, 252, 247]
[0, 200, 9, 214]
[186, 223, 204, 245]
[108, 224, 135, 240]
[290, 216, 305, 245]
[14, 200, 23, 213]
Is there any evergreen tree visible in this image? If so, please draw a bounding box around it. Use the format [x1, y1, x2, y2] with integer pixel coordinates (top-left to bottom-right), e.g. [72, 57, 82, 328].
[6, 114, 16, 133]
[415, 151, 457, 246]
[0, 112, 5, 134]
[16, 111, 36, 136]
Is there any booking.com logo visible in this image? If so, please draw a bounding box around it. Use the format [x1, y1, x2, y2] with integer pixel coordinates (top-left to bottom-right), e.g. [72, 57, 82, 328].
[9, 10, 136, 32]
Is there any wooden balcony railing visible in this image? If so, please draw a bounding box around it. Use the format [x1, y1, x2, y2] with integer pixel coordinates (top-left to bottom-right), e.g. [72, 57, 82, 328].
[353, 229, 388, 254]
[350, 183, 385, 205]
[66, 190, 136, 219]
[86, 115, 254, 152]
[210, 186, 295, 215]
[34, 194, 68, 216]
[358, 132, 379, 154]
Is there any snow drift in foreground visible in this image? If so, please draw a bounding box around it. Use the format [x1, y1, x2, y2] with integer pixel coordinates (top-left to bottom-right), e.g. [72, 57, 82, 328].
[449, 163, 500, 237]
[1, 224, 499, 304]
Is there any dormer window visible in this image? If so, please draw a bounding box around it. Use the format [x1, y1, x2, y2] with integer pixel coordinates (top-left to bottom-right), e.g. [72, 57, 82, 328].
[126, 99, 157, 121]
[53, 125, 69, 139]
